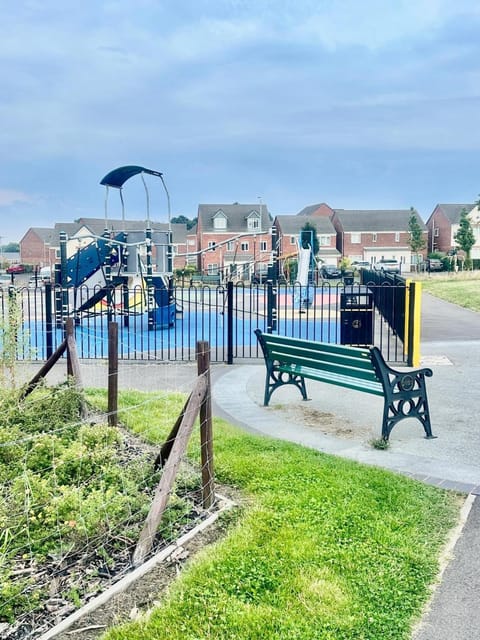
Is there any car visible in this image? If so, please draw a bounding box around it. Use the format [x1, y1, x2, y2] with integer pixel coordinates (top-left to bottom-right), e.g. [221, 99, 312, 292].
[6, 264, 25, 274]
[426, 258, 443, 272]
[351, 261, 371, 270]
[321, 264, 342, 279]
[373, 259, 400, 274]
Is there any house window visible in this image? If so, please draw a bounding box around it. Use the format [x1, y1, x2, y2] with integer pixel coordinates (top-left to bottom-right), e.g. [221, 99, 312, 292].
[395, 232, 400, 242]
[227, 241, 234, 251]
[290, 236, 296, 245]
[319, 236, 330, 246]
[247, 214, 261, 231]
[372, 233, 377, 243]
[434, 228, 440, 237]
[260, 241, 267, 252]
[208, 241, 216, 251]
[207, 263, 218, 274]
[188, 239, 195, 246]
[241, 242, 249, 251]
[213, 214, 227, 230]
[350, 233, 361, 244]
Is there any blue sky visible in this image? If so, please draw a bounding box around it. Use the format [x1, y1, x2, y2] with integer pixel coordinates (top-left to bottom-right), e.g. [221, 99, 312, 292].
[1, 0, 480, 243]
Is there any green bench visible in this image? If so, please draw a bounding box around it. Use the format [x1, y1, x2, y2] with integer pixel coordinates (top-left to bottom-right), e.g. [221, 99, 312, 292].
[190, 274, 221, 286]
[254, 329, 434, 441]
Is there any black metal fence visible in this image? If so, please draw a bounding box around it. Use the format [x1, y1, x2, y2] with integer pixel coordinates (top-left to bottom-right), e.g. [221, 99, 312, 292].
[1, 278, 410, 364]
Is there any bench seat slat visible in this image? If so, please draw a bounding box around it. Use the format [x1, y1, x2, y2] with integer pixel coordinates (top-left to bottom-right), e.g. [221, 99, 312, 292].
[268, 346, 376, 375]
[277, 364, 384, 396]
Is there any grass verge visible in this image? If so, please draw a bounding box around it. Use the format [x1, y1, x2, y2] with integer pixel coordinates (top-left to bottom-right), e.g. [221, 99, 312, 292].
[418, 273, 480, 312]
[85, 389, 462, 640]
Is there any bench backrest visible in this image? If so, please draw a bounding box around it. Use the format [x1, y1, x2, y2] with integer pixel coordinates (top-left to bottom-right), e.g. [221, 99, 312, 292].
[255, 330, 380, 385]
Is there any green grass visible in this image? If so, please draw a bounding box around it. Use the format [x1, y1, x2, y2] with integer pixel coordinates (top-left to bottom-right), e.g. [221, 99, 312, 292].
[418, 273, 480, 312]
[84, 389, 462, 640]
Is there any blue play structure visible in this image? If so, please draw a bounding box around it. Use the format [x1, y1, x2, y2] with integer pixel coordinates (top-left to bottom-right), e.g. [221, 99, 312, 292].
[55, 166, 176, 329]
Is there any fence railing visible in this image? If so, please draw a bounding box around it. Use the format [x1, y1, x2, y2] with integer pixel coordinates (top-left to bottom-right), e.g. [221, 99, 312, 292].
[0, 278, 412, 364]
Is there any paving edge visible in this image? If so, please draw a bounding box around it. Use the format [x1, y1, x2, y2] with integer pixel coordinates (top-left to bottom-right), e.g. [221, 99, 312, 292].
[39, 493, 236, 640]
[411, 493, 476, 637]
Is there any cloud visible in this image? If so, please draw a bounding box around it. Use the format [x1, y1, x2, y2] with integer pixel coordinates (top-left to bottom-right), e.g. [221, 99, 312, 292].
[0, 189, 33, 207]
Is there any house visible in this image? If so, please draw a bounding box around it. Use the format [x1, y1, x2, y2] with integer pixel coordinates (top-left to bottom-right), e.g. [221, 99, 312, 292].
[331, 209, 427, 269]
[273, 214, 340, 269]
[20, 218, 188, 272]
[195, 204, 272, 280]
[425, 203, 476, 256]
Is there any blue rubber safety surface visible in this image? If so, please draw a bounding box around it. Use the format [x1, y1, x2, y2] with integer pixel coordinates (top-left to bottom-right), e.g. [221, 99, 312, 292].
[19, 312, 340, 360]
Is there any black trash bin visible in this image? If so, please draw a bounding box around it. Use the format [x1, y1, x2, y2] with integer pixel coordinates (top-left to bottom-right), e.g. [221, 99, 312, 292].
[340, 285, 374, 345]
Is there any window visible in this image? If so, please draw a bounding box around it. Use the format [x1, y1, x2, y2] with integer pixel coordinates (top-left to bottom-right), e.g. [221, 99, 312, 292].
[241, 242, 249, 251]
[227, 241, 234, 251]
[290, 236, 296, 245]
[208, 241, 216, 251]
[319, 236, 330, 246]
[247, 216, 260, 231]
[434, 228, 440, 237]
[350, 233, 361, 244]
[213, 213, 227, 230]
[207, 263, 218, 274]
[260, 241, 267, 252]
[372, 233, 377, 243]
[188, 239, 195, 246]
[395, 232, 400, 242]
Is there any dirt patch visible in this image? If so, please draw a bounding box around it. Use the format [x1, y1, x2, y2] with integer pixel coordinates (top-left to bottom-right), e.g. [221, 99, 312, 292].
[284, 405, 373, 440]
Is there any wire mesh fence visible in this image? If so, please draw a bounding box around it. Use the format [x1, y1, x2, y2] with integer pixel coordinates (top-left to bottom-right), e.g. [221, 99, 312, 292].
[0, 352, 217, 639]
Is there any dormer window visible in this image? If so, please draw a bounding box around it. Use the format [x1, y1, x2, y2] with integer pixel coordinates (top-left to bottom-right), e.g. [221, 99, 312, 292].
[213, 211, 227, 230]
[247, 211, 261, 231]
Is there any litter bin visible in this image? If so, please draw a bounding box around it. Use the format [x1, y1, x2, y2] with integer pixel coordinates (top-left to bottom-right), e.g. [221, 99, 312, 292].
[340, 285, 374, 345]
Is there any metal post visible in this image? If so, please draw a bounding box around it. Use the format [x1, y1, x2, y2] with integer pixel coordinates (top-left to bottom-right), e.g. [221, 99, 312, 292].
[45, 282, 53, 359]
[227, 281, 234, 364]
[108, 322, 119, 426]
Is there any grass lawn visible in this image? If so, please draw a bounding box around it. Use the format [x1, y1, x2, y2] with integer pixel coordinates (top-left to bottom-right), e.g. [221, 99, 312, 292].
[85, 389, 462, 640]
[417, 273, 480, 312]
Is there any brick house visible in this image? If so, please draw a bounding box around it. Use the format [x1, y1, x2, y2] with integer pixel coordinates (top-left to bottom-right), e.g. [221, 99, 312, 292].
[195, 204, 272, 280]
[425, 203, 476, 256]
[273, 214, 340, 271]
[331, 209, 427, 269]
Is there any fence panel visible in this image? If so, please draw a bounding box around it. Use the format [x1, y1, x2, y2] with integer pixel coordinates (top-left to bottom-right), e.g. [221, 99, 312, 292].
[1, 280, 408, 364]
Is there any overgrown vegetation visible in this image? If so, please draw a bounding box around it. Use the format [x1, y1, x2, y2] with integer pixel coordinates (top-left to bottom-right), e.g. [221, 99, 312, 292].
[0, 383, 197, 628]
[91, 389, 461, 640]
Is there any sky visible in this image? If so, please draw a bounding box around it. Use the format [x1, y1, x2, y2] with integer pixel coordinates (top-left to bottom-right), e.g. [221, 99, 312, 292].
[1, 0, 480, 244]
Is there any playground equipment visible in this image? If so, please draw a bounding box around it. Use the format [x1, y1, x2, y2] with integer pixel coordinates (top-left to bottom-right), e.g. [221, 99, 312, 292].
[55, 166, 176, 329]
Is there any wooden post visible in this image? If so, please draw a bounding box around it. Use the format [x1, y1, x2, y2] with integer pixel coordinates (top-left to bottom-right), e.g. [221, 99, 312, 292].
[133, 375, 208, 566]
[197, 341, 215, 509]
[108, 322, 118, 427]
[65, 318, 87, 419]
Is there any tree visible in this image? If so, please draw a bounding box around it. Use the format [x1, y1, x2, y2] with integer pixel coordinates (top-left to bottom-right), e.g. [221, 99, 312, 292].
[171, 215, 197, 230]
[300, 221, 319, 256]
[454, 208, 476, 269]
[407, 207, 426, 271]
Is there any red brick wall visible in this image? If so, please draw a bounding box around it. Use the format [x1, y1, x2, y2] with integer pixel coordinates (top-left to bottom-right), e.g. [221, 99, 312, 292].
[427, 206, 452, 253]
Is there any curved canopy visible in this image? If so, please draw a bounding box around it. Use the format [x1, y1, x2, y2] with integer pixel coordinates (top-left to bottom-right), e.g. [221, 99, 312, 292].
[100, 165, 163, 189]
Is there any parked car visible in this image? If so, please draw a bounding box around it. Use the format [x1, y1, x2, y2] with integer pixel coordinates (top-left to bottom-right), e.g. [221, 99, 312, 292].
[351, 261, 371, 270]
[321, 264, 342, 279]
[6, 264, 25, 274]
[425, 258, 443, 272]
[373, 259, 400, 274]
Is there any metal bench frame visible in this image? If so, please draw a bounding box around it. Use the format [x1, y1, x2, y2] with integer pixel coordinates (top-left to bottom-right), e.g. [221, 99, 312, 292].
[254, 329, 434, 441]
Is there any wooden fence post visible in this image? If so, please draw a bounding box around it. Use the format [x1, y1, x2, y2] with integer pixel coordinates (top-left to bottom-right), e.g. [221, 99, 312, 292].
[133, 375, 208, 566]
[197, 340, 215, 509]
[108, 322, 118, 427]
